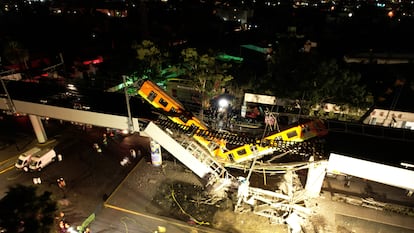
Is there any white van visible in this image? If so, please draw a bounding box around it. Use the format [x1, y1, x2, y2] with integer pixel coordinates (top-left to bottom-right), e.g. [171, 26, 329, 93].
[27, 148, 57, 172]
[15, 147, 42, 169]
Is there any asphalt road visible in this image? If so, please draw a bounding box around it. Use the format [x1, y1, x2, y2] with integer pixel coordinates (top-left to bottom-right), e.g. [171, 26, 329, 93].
[0, 118, 223, 233]
[0, 119, 147, 231]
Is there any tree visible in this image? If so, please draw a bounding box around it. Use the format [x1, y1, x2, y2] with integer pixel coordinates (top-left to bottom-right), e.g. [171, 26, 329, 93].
[263, 39, 372, 115]
[0, 184, 57, 233]
[131, 40, 168, 83]
[301, 59, 372, 109]
[177, 48, 234, 116]
[258, 38, 304, 97]
[2, 40, 30, 70]
[130, 42, 235, 117]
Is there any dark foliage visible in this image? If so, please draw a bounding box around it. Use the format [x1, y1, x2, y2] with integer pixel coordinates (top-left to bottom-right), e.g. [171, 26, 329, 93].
[0, 184, 57, 233]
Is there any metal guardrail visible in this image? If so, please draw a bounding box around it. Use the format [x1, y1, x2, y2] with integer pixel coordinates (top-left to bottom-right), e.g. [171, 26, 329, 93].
[325, 119, 414, 142]
[331, 193, 414, 217]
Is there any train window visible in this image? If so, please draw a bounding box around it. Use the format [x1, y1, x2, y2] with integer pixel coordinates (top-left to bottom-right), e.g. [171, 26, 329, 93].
[228, 153, 235, 162]
[250, 145, 257, 153]
[236, 148, 247, 156]
[159, 98, 168, 107]
[286, 130, 298, 138]
[148, 91, 157, 102]
[170, 107, 178, 114]
[261, 139, 270, 147]
[179, 115, 189, 123]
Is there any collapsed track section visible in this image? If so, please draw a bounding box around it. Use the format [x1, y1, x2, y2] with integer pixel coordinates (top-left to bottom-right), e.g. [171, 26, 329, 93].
[143, 116, 328, 226]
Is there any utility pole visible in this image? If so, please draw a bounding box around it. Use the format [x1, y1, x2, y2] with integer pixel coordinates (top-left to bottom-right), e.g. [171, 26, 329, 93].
[123, 75, 134, 133]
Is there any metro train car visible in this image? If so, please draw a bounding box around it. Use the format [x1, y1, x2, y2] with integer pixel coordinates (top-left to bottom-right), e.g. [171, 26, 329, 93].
[265, 119, 328, 142]
[137, 79, 208, 130]
[137, 79, 328, 164]
[215, 119, 328, 163]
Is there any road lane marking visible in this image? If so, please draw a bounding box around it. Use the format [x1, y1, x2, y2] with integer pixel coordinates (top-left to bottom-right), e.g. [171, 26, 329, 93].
[0, 165, 14, 174]
[0, 156, 16, 166]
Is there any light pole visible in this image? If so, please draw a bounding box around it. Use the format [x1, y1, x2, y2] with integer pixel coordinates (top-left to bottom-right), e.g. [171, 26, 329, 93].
[122, 75, 135, 133]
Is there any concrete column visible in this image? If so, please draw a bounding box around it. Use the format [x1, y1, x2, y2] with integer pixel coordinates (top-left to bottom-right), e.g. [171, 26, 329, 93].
[305, 159, 328, 198]
[29, 115, 47, 143]
[150, 139, 162, 167]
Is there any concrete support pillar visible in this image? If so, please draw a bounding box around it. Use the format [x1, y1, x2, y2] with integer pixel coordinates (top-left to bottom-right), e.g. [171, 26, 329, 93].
[305, 158, 328, 198]
[150, 139, 162, 167]
[29, 115, 47, 143]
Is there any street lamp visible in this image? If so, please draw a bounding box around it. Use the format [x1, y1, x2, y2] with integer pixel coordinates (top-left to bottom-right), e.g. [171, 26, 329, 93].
[218, 98, 229, 111]
[217, 97, 230, 130]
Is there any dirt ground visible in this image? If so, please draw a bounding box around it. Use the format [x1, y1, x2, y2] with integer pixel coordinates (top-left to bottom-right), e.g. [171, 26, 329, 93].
[150, 180, 289, 233]
[129, 158, 294, 233]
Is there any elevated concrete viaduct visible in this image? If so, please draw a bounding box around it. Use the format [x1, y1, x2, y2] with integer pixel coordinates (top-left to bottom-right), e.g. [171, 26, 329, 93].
[0, 98, 141, 143]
